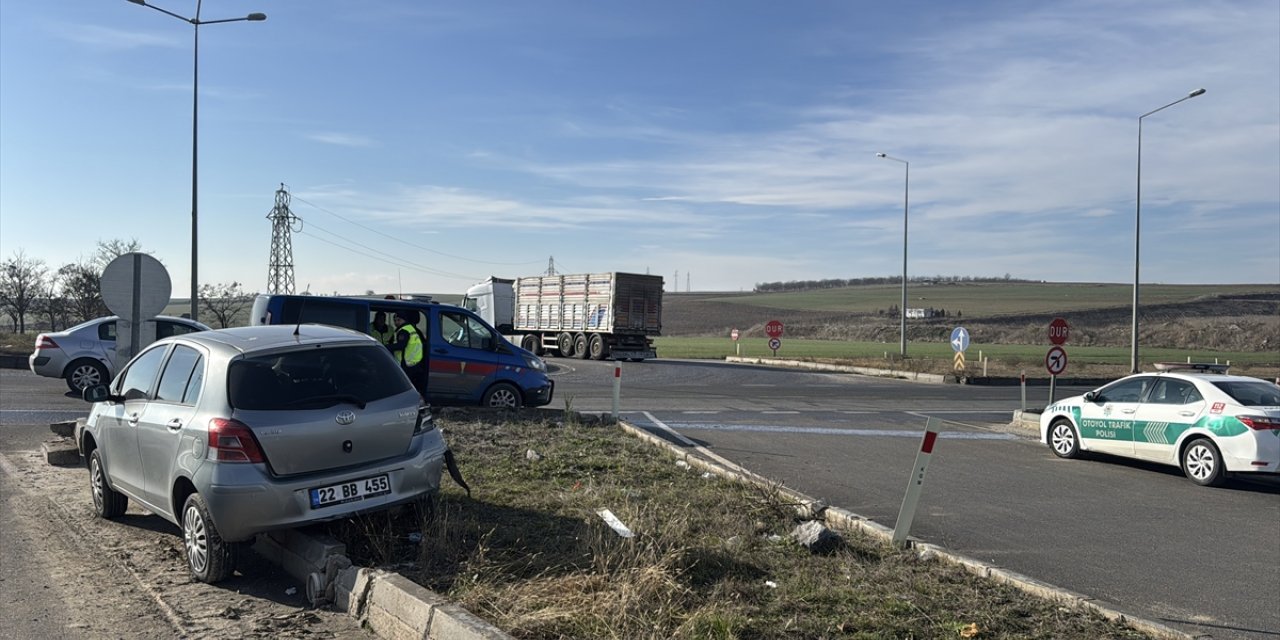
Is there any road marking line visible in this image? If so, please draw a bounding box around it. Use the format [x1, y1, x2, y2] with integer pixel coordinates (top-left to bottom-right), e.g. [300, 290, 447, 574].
[762, 410, 800, 414]
[682, 411, 721, 414]
[641, 411, 762, 478]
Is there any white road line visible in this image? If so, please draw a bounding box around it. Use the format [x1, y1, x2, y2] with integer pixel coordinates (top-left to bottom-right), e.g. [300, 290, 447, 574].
[761, 410, 800, 414]
[682, 411, 721, 414]
[661, 422, 1017, 440]
[741, 384, 776, 387]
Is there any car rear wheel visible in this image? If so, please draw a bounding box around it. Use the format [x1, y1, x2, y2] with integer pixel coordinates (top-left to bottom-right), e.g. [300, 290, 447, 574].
[182, 493, 236, 583]
[1181, 438, 1226, 487]
[1048, 419, 1081, 459]
[574, 334, 590, 360]
[482, 382, 522, 409]
[66, 359, 108, 393]
[89, 450, 128, 518]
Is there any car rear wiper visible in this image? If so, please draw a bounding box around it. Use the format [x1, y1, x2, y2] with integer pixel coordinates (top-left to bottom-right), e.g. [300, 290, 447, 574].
[285, 394, 367, 410]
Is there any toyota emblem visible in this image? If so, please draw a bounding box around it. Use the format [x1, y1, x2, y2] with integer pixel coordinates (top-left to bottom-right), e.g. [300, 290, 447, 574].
[336, 410, 356, 425]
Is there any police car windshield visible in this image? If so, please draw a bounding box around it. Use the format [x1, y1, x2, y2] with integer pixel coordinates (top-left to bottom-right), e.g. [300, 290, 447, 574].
[1211, 380, 1280, 407]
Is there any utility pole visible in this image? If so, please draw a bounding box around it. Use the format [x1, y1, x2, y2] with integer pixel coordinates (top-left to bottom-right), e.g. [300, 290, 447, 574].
[674, 270, 679, 292]
[545, 256, 558, 276]
[686, 272, 690, 292]
[266, 183, 301, 295]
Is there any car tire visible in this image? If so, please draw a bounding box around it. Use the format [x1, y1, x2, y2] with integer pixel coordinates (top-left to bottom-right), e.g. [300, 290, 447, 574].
[66, 359, 108, 393]
[89, 450, 128, 518]
[521, 335, 541, 356]
[182, 493, 236, 583]
[1048, 419, 1081, 459]
[482, 382, 522, 409]
[588, 334, 608, 360]
[1181, 438, 1226, 487]
[557, 332, 575, 358]
[574, 334, 590, 360]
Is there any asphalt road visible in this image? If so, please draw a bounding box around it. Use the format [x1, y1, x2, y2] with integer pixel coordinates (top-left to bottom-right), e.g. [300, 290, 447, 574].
[4, 363, 1278, 639]
[547, 358, 1280, 640]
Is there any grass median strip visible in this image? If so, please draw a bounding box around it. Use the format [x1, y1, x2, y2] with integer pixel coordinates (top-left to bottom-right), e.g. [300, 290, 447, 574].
[326, 409, 1152, 639]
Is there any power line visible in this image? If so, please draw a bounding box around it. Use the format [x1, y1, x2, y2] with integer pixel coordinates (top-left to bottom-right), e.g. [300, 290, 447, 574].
[297, 223, 480, 281]
[290, 194, 543, 267]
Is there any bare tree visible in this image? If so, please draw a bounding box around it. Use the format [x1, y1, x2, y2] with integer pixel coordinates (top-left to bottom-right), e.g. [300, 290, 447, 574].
[91, 237, 144, 272]
[199, 282, 255, 328]
[32, 271, 69, 332]
[0, 250, 49, 333]
[58, 261, 107, 324]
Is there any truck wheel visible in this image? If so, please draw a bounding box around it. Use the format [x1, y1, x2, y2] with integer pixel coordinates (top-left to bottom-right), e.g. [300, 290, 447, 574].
[557, 332, 575, 357]
[588, 335, 608, 360]
[574, 334, 590, 360]
[521, 335, 541, 356]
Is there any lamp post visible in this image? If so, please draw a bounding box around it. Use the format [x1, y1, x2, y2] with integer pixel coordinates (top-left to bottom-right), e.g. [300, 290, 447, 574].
[1131, 88, 1205, 373]
[877, 152, 909, 358]
[126, 0, 266, 322]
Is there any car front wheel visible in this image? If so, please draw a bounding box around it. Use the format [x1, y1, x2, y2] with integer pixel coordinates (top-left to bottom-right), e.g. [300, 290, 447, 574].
[182, 493, 236, 583]
[482, 383, 522, 409]
[1048, 419, 1081, 459]
[1181, 438, 1226, 487]
[89, 450, 128, 518]
[66, 359, 108, 393]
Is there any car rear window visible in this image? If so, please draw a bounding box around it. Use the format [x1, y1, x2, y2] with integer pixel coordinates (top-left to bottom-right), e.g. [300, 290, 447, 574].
[228, 345, 413, 411]
[1212, 380, 1280, 407]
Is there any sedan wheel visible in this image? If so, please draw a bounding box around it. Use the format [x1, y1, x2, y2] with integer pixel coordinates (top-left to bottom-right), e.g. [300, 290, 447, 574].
[182, 493, 235, 583]
[1181, 438, 1226, 487]
[1048, 420, 1081, 459]
[66, 359, 108, 393]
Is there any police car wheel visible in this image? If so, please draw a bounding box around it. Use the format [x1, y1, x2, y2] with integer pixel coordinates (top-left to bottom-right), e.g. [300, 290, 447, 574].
[1048, 419, 1081, 459]
[483, 383, 522, 409]
[1181, 438, 1226, 487]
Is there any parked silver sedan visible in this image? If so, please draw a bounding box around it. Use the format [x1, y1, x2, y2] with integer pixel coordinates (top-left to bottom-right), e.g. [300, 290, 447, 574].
[29, 315, 210, 392]
[78, 324, 448, 583]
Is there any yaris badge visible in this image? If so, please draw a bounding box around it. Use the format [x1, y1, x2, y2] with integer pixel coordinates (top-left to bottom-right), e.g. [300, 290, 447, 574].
[336, 410, 356, 425]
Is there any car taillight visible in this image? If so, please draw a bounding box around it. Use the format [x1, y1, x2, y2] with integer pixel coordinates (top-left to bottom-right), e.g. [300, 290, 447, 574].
[414, 404, 435, 434]
[1238, 415, 1280, 430]
[35, 335, 58, 350]
[207, 418, 266, 463]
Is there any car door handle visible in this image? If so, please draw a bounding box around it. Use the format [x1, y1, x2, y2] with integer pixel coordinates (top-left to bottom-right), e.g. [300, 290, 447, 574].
[166, 419, 184, 431]
[1178, 411, 1196, 417]
[1120, 409, 1136, 415]
[127, 413, 140, 427]
[433, 348, 448, 354]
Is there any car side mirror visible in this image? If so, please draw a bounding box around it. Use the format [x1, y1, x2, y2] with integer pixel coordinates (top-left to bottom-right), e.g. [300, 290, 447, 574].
[1083, 391, 1099, 403]
[82, 384, 113, 404]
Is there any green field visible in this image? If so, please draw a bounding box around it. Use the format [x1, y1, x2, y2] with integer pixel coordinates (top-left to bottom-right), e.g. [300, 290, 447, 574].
[686, 282, 1277, 317]
[654, 336, 1278, 370]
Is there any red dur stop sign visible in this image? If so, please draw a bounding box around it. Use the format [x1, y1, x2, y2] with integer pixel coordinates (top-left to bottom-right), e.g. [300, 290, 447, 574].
[1048, 318, 1069, 345]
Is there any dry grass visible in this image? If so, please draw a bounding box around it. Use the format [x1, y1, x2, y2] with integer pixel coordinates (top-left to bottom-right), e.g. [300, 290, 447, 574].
[325, 410, 1152, 640]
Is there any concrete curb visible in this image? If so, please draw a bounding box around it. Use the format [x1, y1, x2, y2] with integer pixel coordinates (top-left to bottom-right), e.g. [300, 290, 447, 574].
[617, 419, 1193, 640]
[260, 528, 512, 640]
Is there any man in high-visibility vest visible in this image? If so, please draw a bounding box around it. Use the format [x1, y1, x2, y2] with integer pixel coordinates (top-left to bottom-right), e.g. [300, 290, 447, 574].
[387, 310, 427, 400]
[369, 311, 394, 346]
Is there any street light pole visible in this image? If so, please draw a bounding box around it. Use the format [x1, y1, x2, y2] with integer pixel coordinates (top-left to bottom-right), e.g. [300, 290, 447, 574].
[125, 0, 266, 322]
[1131, 88, 1205, 373]
[877, 152, 909, 358]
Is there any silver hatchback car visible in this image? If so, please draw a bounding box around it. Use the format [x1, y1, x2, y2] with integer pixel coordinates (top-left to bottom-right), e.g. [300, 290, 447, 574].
[79, 324, 448, 583]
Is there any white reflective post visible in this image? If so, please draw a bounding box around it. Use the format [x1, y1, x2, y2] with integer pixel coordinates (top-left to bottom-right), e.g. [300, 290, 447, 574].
[611, 363, 621, 421]
[892, 420, 939, 547]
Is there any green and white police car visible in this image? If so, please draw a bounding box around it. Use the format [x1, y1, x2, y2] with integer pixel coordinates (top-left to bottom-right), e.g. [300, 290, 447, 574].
[1040, 363, 1280, 486]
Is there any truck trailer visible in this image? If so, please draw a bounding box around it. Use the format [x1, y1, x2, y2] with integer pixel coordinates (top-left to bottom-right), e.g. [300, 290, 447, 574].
[463, 273, 663, 361]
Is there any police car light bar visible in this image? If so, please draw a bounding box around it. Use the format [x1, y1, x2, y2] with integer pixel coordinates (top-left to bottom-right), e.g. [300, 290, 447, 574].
[1152, 362, 1230, 374]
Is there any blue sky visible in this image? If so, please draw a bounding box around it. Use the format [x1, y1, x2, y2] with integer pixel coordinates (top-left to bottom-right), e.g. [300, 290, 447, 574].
[2, 1, 1277, 297]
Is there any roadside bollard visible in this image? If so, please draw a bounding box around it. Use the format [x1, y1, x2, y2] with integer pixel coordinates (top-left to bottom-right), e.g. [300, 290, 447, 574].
[611, 362, 621, 421]
[892, 419, 939, 547]
[1020, 371, 1026, 412]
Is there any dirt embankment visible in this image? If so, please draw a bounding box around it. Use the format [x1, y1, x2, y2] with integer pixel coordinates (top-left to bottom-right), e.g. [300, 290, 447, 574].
[664, 294, 1280, 353]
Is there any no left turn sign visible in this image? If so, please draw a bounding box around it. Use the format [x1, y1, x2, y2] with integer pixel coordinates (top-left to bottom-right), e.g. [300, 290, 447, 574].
[1045, 345, 1068, 376]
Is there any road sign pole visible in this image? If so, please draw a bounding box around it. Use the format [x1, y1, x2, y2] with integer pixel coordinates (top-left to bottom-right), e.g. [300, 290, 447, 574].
[892, 420, 939, 547]
[1049, 375, 1057, 404]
